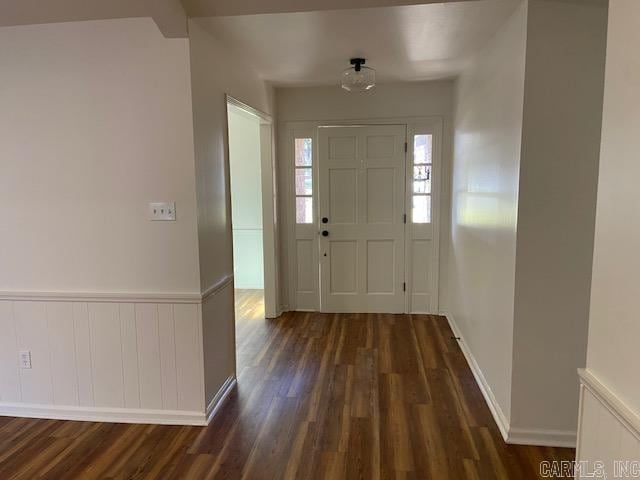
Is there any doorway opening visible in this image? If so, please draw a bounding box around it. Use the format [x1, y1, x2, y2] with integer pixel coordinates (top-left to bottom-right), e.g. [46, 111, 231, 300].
[226, 96, 278, 333]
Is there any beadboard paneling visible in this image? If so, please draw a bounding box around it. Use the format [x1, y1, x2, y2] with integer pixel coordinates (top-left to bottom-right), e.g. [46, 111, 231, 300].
[47, 302, 78, 406]
[73, 302, 94, 406]
[119, 303, 140, 409]
[89, 302, 125, 408]
[0, 298, 204, 414]
[0, 302, 20, 402]
[135, 303, 163, 409]
[174, 304, 205, 412]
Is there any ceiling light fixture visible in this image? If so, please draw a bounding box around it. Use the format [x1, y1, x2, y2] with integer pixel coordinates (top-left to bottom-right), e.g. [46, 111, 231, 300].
[341, 58, 376, 92]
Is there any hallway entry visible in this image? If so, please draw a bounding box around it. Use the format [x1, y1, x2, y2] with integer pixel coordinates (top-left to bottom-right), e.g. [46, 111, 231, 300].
[285, 118, 442, 314]
[226, 96, 278, 319]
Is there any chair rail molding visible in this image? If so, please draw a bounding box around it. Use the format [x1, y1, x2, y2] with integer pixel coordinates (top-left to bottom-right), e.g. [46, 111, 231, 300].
[576, 368, 640, 468]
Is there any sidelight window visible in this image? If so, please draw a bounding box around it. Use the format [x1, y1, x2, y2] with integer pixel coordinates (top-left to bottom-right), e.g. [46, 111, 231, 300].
[294, 138, 313, 224]
[412, 134, 432, 223]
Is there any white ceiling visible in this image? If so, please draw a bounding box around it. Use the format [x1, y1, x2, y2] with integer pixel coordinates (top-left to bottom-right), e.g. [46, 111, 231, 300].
[0, 0, 480, 37]
[194, 0, 521, 86]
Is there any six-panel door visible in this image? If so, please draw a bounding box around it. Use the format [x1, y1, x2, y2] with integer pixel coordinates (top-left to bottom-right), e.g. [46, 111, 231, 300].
[318, 125, 407, 313]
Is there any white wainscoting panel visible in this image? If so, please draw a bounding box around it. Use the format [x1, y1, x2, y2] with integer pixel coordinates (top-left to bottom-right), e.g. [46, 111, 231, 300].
[135, 303, 163, 410]
[48, 302, 79, 406]
[0, 301, 21, 402]
[89, 302, 125, 408]
[0, 297, 206, 423]
[576, 369, 640, 479]
[119, 303, 140, 409]
[73, 302, 94, 406]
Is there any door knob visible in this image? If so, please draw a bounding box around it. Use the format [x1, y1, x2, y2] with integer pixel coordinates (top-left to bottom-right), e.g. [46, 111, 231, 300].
[321, 230, 329, 237]
[322, 217, 328, 224]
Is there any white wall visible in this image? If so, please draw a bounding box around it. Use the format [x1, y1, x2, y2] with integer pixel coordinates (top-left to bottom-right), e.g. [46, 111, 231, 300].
[510, 0, 608, 440]
[0, 14, 277, 422]
[228, 106, 264, 289]
[188, 18, 274, 403]
[577, 0, 640, 471]
[447, 2, 527, 428]
[448, 0, 608, 446]
[0, 18, 200, 295]
[276, 81, 452, 123]
[275, 81, 454, 310]
[0, 18, 206, 422]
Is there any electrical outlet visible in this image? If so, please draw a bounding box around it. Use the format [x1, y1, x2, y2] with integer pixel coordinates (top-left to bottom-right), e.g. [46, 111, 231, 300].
[149, 202, 176, 221]
[19, 350, 32, 369]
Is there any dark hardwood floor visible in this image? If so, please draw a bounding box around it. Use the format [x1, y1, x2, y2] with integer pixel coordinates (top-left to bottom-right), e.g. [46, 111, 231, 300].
[0, 290, 574, 479]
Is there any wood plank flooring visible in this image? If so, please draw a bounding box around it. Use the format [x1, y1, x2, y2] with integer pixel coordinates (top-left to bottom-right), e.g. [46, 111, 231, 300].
[0, 289, 575, 479]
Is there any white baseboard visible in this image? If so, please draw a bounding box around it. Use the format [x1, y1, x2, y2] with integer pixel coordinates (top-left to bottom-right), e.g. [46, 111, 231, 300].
[205, 374, 237, 424]
[1, 374, 238, 427]
[442, 310, 576, 448]
[507, 427, 576, 448]
[442, 311, 510, 441]
[0, 402, 208, 426]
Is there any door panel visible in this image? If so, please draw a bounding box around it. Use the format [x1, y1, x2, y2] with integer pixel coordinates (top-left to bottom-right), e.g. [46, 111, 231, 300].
[319, 125, 406, 313]
[366, 168, 395, 223]
[366, 240, 395, 293]
[330, 241, 358, 294]
[329, 169, 358, 223]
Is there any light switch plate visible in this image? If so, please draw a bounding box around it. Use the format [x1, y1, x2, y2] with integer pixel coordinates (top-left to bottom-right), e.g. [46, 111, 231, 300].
[149, 202, 176, 221]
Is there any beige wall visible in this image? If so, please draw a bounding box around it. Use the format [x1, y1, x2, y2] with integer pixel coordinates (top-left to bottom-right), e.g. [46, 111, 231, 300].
[0, 18, 200, 295]
[275, 81, 454, 310]
[577, 0, 640, 466]
[510, 0, 608, 437]
[448, 1, 528, 426]
[188, 18, 274, 402]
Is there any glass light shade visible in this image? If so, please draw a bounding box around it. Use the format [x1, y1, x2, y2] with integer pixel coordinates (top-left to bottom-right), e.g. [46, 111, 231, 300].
[341, 66, 376, 92]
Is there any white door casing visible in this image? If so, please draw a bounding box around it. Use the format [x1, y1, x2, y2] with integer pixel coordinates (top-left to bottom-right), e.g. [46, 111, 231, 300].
[284, 117, 442, 314]
[318, 125, 407, 313]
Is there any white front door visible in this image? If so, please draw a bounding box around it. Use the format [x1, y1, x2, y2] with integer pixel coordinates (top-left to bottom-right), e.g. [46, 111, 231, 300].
[318, 125, 407, 313]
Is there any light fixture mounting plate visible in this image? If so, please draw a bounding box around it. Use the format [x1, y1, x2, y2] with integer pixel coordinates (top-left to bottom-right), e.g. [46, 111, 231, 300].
[350, 58, 366, 72]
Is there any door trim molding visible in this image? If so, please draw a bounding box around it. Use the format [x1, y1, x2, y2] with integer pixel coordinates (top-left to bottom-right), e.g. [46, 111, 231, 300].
[226, 95, 279, 318]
